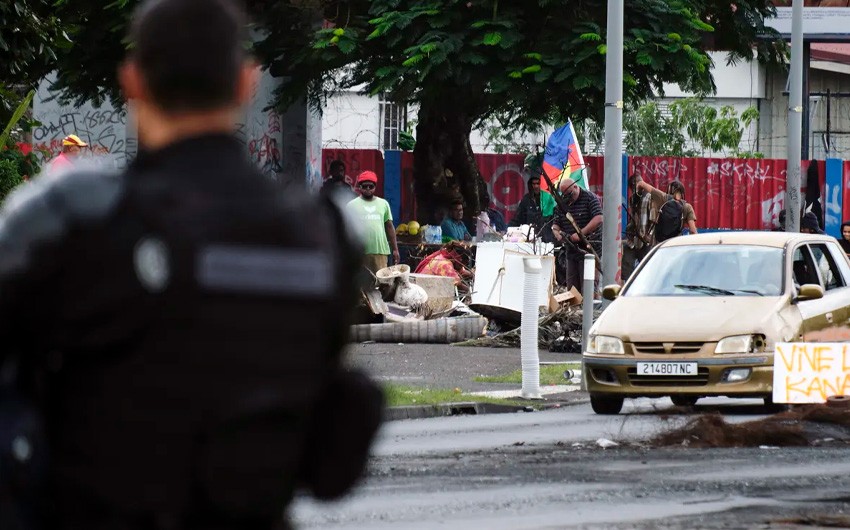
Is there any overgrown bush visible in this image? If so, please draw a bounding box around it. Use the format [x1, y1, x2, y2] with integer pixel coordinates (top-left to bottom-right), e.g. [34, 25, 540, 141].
[0, 158, 25, 200]
[0, 89, 40, 201]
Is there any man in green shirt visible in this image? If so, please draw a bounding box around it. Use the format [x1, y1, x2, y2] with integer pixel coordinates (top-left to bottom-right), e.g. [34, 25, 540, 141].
[347, 170, 400, 273]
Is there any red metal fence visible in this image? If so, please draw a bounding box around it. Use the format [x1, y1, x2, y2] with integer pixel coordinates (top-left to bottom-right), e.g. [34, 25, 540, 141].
[321, 149, 838, 232]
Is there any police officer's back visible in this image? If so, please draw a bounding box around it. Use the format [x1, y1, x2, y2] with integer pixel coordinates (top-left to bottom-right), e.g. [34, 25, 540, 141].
[0, 0, 382, 528]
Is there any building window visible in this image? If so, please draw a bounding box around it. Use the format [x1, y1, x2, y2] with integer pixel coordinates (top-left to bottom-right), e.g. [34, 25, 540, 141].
[380, 94, 403, 150]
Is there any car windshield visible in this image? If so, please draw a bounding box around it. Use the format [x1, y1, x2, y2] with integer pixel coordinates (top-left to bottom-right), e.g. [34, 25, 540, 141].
[625, 245, 784, 297]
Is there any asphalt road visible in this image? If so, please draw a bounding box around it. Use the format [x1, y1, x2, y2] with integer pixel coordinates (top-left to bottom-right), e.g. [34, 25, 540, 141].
[291, 343, 850, 529]
[291, 397, 850, 529]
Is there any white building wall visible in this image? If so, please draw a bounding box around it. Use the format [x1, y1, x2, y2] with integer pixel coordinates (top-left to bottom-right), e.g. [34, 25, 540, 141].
[322, 89, 545, 154]
[322, 91, 382, 149]
[759, 66, 850, 160]
[661, 51, 766, 99]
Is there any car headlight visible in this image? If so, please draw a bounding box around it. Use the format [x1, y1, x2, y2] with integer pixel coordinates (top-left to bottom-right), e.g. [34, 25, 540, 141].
[586, 335, 625, 354]
[715, 334, 766, 354]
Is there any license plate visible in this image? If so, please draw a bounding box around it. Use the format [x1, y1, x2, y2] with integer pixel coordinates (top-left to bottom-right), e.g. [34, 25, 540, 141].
[636, 362, 697, 376]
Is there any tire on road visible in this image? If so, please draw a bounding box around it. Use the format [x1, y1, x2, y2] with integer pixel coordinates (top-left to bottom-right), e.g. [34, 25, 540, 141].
[763, 394, 790, 413]
[671, 396, 699, 407]
[590, 394, 624, 415]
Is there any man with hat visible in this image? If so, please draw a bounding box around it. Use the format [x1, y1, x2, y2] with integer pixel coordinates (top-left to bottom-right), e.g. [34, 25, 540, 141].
[801, 211, 825, 234]
[347, 170, 400, 273]
[47, 134, 88, 173]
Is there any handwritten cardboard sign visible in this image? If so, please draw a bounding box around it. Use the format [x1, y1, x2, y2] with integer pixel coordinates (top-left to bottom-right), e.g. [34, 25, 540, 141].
[773, 342, 850, 404]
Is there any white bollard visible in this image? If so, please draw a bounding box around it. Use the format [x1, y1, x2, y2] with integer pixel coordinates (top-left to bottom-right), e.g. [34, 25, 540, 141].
[581, 253, 596, 392]
[521, 256, 542, 399]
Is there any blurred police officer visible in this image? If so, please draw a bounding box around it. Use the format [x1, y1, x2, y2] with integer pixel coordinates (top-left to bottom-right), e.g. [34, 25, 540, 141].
[0, 0, 382, 528]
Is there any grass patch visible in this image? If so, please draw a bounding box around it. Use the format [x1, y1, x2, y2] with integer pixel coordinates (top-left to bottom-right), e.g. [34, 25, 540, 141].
[384, 384, 534, 408]
[474, 363, 581, 385]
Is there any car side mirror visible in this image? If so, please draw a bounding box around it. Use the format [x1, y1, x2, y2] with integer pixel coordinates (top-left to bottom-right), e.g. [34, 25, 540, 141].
[797, 283, 824, 302]
[602, 284, 621, 301]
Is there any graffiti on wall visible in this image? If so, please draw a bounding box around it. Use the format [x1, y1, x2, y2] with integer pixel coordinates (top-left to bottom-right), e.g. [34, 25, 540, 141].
[236, 71, 283, 179]
[630, 156, 787, 230]
[243, 109, 283, 177]
[306, 108, 323, 192]
[32, 71, 326, 185]
[33, 75, 135, 169]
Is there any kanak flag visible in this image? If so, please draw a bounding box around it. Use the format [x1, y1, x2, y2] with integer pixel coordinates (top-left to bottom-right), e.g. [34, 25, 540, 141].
[540, 120, 587, 191]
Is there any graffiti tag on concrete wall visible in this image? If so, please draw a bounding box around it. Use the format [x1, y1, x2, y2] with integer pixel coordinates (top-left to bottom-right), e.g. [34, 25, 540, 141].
[33, 75, 135, 169]
[34, 71, 292, 178]
[236, 71, 284, 179]
[237, 108, 283, 178]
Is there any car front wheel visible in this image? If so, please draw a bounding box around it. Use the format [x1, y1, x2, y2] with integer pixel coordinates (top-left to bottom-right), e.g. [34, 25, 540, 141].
[763, 395, 790, 413]
[590, 394, 624, 415]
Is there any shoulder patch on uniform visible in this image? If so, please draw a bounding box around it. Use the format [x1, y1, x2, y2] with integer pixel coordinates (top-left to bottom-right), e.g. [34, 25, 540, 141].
[134, 237, 171, 292]
[197, 245, 333, 297]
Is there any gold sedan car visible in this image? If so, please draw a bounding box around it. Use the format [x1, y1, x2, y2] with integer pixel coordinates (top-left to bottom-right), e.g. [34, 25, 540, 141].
[585, 231, 850, 414]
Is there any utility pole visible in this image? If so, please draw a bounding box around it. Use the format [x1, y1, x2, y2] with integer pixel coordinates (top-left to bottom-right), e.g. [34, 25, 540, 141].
[786, 0, 803, 233]
[602, 0, 624, 292]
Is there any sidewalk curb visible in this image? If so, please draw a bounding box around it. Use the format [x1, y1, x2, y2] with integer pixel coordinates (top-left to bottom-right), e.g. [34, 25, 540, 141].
[384, 395, 590, 421]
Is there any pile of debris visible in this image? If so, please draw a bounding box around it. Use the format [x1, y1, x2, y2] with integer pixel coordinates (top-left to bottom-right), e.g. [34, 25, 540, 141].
[352, 265, 487, 344]
[652, 405, 850, 448]
[454, 305, 602, 352]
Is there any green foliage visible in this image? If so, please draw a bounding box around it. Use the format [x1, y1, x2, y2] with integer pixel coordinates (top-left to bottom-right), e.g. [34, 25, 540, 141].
[668, 98, 760, 157]
[0, 1, 71, 89]
[0, 0, 71, 125]
[0, 159, 26, 201]
[474, 363, 580, 385]
[0, 88, 43, 196]
[623, 101, 691, 157]
[382, 384, 535, 408]
[22, 0, 786, 132]
[34, 0, 137, 109]
[258, 0, 784, 134]
[0, 90, 35, 149]
[397, 130, 416, 151]
[622, 98, 762, 157]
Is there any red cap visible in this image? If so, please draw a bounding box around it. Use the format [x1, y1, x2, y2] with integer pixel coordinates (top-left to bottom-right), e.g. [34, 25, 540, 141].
[356, 170, 378, 184]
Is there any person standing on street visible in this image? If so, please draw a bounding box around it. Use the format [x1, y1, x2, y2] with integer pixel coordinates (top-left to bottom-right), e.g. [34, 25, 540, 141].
[839, 221, 850, 256]
[551, 177, 603, 292]
[46, 134, 88, 173]
[623, 173, 655, 281]
[634, 176, 697, 241]
[0, 1, 383, 529]
[509, 174, 555, 239]
[348, 170, 400, 272]
[321, 159, 355, 202]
